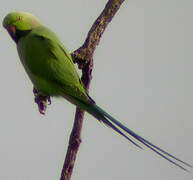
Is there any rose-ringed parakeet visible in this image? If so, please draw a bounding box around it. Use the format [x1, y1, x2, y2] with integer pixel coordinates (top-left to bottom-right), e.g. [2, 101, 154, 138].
[3, 12, 192, 171]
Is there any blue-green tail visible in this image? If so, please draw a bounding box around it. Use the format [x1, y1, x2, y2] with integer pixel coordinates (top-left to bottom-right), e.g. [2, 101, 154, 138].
[87, 104, 192, 171]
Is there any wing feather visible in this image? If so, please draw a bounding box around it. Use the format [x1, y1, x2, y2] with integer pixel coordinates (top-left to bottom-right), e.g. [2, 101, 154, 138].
[17, 26, 91, 105]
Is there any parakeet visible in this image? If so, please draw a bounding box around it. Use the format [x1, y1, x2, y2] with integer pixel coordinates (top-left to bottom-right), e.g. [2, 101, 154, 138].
[3, 12, 192, 171]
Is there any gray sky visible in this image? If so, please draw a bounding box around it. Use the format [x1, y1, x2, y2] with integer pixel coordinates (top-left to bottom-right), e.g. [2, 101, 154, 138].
[0, 0, 193, 180]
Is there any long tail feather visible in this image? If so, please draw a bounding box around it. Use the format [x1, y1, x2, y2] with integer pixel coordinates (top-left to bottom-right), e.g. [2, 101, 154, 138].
[88, 104, 192, 171]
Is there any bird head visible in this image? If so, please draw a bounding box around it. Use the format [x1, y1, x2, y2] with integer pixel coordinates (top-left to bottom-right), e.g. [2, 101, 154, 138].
[3, 12, 40, 43]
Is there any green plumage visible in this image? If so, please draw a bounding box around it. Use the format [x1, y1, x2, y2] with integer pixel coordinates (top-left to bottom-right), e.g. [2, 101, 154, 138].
[3, 12, 192, 171]
[18, 25, 91, 107]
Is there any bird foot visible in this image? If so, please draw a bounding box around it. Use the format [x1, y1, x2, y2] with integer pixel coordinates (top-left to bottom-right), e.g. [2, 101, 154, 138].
[33, 88, 51, 115]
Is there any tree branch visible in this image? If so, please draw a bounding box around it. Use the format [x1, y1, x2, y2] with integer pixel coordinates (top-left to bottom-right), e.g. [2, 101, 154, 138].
[34, 0, 126, 179]
[71, 0, 125, 70]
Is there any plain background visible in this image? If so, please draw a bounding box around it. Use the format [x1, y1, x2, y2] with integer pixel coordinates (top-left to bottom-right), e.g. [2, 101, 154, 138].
[0, 0, 193, 179]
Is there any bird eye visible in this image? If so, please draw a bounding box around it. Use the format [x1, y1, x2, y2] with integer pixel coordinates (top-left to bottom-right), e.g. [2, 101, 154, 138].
[18, 16, 22, 21]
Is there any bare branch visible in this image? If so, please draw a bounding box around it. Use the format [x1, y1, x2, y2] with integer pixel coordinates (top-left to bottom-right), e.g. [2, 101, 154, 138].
[72, 0, 125, 68]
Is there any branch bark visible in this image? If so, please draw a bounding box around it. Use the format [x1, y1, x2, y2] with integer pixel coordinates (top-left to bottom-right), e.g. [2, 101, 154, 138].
[34, 0, 125, 179]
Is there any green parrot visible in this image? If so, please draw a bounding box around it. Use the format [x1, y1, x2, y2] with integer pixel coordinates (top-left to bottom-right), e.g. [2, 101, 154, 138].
[3, 12, 192, 171]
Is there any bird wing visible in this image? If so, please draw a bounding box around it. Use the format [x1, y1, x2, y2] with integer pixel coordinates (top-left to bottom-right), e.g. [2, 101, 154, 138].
[18, 26, 92, 105]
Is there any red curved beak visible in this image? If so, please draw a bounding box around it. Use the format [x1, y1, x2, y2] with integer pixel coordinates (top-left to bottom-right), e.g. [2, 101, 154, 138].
[7, 25, 16, 35]
[6, 25, 18, 43]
